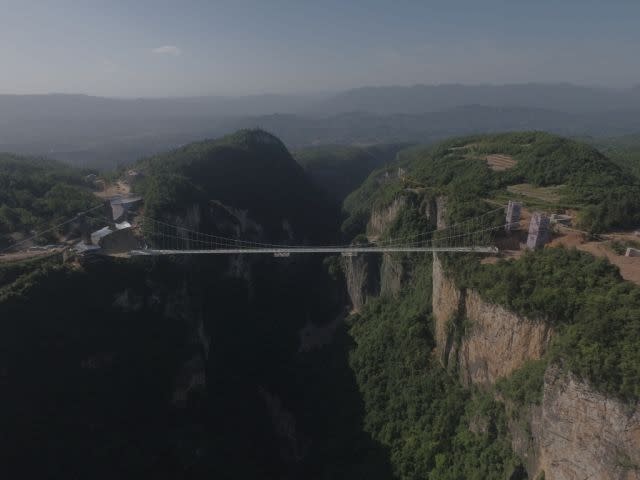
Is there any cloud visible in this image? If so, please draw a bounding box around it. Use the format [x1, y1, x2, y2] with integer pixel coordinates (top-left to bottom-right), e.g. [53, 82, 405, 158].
[152, 45, 182, 56]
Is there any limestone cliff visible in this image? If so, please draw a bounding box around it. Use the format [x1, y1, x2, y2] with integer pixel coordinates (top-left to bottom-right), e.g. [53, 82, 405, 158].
[432, 254, 463, 366]
[343, 254, 379, 312]
[436, 196, 448, 230]
[367, 196, 407, 239]
[526, 367, 640, 480]
[432, 254, 640, 479]
[432, 254, 552, 386]
[344, 197, 409, 310]
[380, 253, 405, 297]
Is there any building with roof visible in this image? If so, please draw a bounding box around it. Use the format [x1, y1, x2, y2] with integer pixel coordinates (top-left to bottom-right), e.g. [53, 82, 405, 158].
[108, 195, 143, 222]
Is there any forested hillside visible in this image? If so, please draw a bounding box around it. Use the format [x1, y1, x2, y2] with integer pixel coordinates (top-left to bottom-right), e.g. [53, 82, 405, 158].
[338, 131, 640, 478]
[344, 131, 640, 233]
[135, 129, 338, 241]
[0, 130, 353, 479]
[2, 130, 640, 479]
[590, 133, 640, 180]
[0, 154, 100, 248]
[294, 143, 409, 201]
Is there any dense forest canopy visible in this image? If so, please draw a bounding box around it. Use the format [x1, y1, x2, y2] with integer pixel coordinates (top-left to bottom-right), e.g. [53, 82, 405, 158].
[0, 154, 100, 247]
[343, 131, 640, 234]
[589, 133, 640, 180]
[331, 131, 640, 477]
[446, 247, 640, 400]
[294, 143, 409, 202]
[2, 128, 640, 478]
[135, 129, 338, 242]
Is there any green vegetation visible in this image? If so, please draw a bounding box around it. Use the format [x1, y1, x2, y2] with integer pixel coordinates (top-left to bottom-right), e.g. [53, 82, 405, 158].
[3, 128, 640, 477]
[496, 359, 548, 408]
[588, 134, 640, 180]
[295, 143, 409, 201]
[344, 132, 640, 235]
[0, 249, 356, 478]
[339, 132, 640, 477]
[0, 253, 64, 290]
[610, 238, 640, 255]
[0, 154, 100, 247]
[446, 247, 640, 400]
[336, 199, 525, 477]
[135, 129, 338, 241]
[348, 253, 524, 479]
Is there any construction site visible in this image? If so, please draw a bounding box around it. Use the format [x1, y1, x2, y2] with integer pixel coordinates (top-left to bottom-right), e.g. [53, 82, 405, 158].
[490, 199, 640, 285]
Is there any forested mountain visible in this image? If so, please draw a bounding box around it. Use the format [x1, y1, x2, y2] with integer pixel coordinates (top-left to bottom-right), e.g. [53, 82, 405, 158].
[588, 133, 640, 180]
[135, 129, 338, 241]
[344, 131, 640, 234]
[2, 130, 640, 479]
[0, 130, 349, 478]
[337, 132, 640, 478]
[294, 143, 409, 201]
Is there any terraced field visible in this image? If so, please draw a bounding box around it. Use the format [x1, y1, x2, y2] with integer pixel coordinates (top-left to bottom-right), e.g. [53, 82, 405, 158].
[486, 153, 517, 171]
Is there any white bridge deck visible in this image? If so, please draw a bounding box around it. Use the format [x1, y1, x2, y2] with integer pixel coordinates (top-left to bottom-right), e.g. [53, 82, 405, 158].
[130, 246, 498, 256]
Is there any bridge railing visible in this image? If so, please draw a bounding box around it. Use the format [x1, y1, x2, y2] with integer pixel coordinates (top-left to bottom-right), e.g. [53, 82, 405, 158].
[137, 206, 507, 254]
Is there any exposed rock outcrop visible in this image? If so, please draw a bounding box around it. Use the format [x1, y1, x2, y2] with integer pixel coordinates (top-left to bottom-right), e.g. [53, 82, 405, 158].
[436, 196, 448, 230]
[529, 367, 640, 480]
[432, 254, 552, 386]
[380, 253, 405, 297]
[343, 254, 379, 312]
[367, 196, 407, 238]
[433, 254, 640, 479]
[432, 254, 463, 365]
[344, 196, 411, 310]
[459, 290, 552, 387]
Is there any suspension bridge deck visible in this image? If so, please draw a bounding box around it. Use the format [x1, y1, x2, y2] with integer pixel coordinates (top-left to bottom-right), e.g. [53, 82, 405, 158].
[130, 246, 499, 256]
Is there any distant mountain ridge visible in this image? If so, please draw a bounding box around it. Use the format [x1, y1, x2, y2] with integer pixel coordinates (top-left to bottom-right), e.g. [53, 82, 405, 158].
[312, 83, 640, 115]
[3, 84, 640, 169]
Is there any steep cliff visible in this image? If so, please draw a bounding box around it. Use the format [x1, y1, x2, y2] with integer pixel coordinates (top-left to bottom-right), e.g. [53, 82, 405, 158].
[433, 254, 640, 479]
[344, 196, 410, 310]
[527, 367, 640, 480]
[343, 254, 379, 312]
[379, 253, 405, 297]
[432, 254, 552, 386]
[367, 196, 407, 239]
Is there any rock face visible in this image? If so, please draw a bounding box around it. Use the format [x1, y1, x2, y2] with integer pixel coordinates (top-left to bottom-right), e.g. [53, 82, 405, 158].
[436, 196, 448, 230]
[432, 254, 552, 386]
[432, 254, 463, 365]
[344, 196, 410, 310]
[343, 254, 379, 312]
[459, 289, 552, 386]
[368, 196, 407, 238]
[380, 253, 405, 297]
[530, 367, 640, 480]
[432, 255, 640, 479]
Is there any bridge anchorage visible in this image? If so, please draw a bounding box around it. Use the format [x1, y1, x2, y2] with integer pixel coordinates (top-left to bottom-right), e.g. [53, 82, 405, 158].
[130, 206, 505, 256]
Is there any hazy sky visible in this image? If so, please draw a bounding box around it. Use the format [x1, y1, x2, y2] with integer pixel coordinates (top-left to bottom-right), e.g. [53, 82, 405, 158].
[1, 0, 640, 97]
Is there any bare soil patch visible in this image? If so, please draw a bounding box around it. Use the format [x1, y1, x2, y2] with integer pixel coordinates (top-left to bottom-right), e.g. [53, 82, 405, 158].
[486, 154, 517, 171]
[94, 181, 131, 199]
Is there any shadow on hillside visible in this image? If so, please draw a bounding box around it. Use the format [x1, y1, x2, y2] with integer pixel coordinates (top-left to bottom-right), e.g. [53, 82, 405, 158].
[0, 255, 394, 479]
[291, 322, 396, 480]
